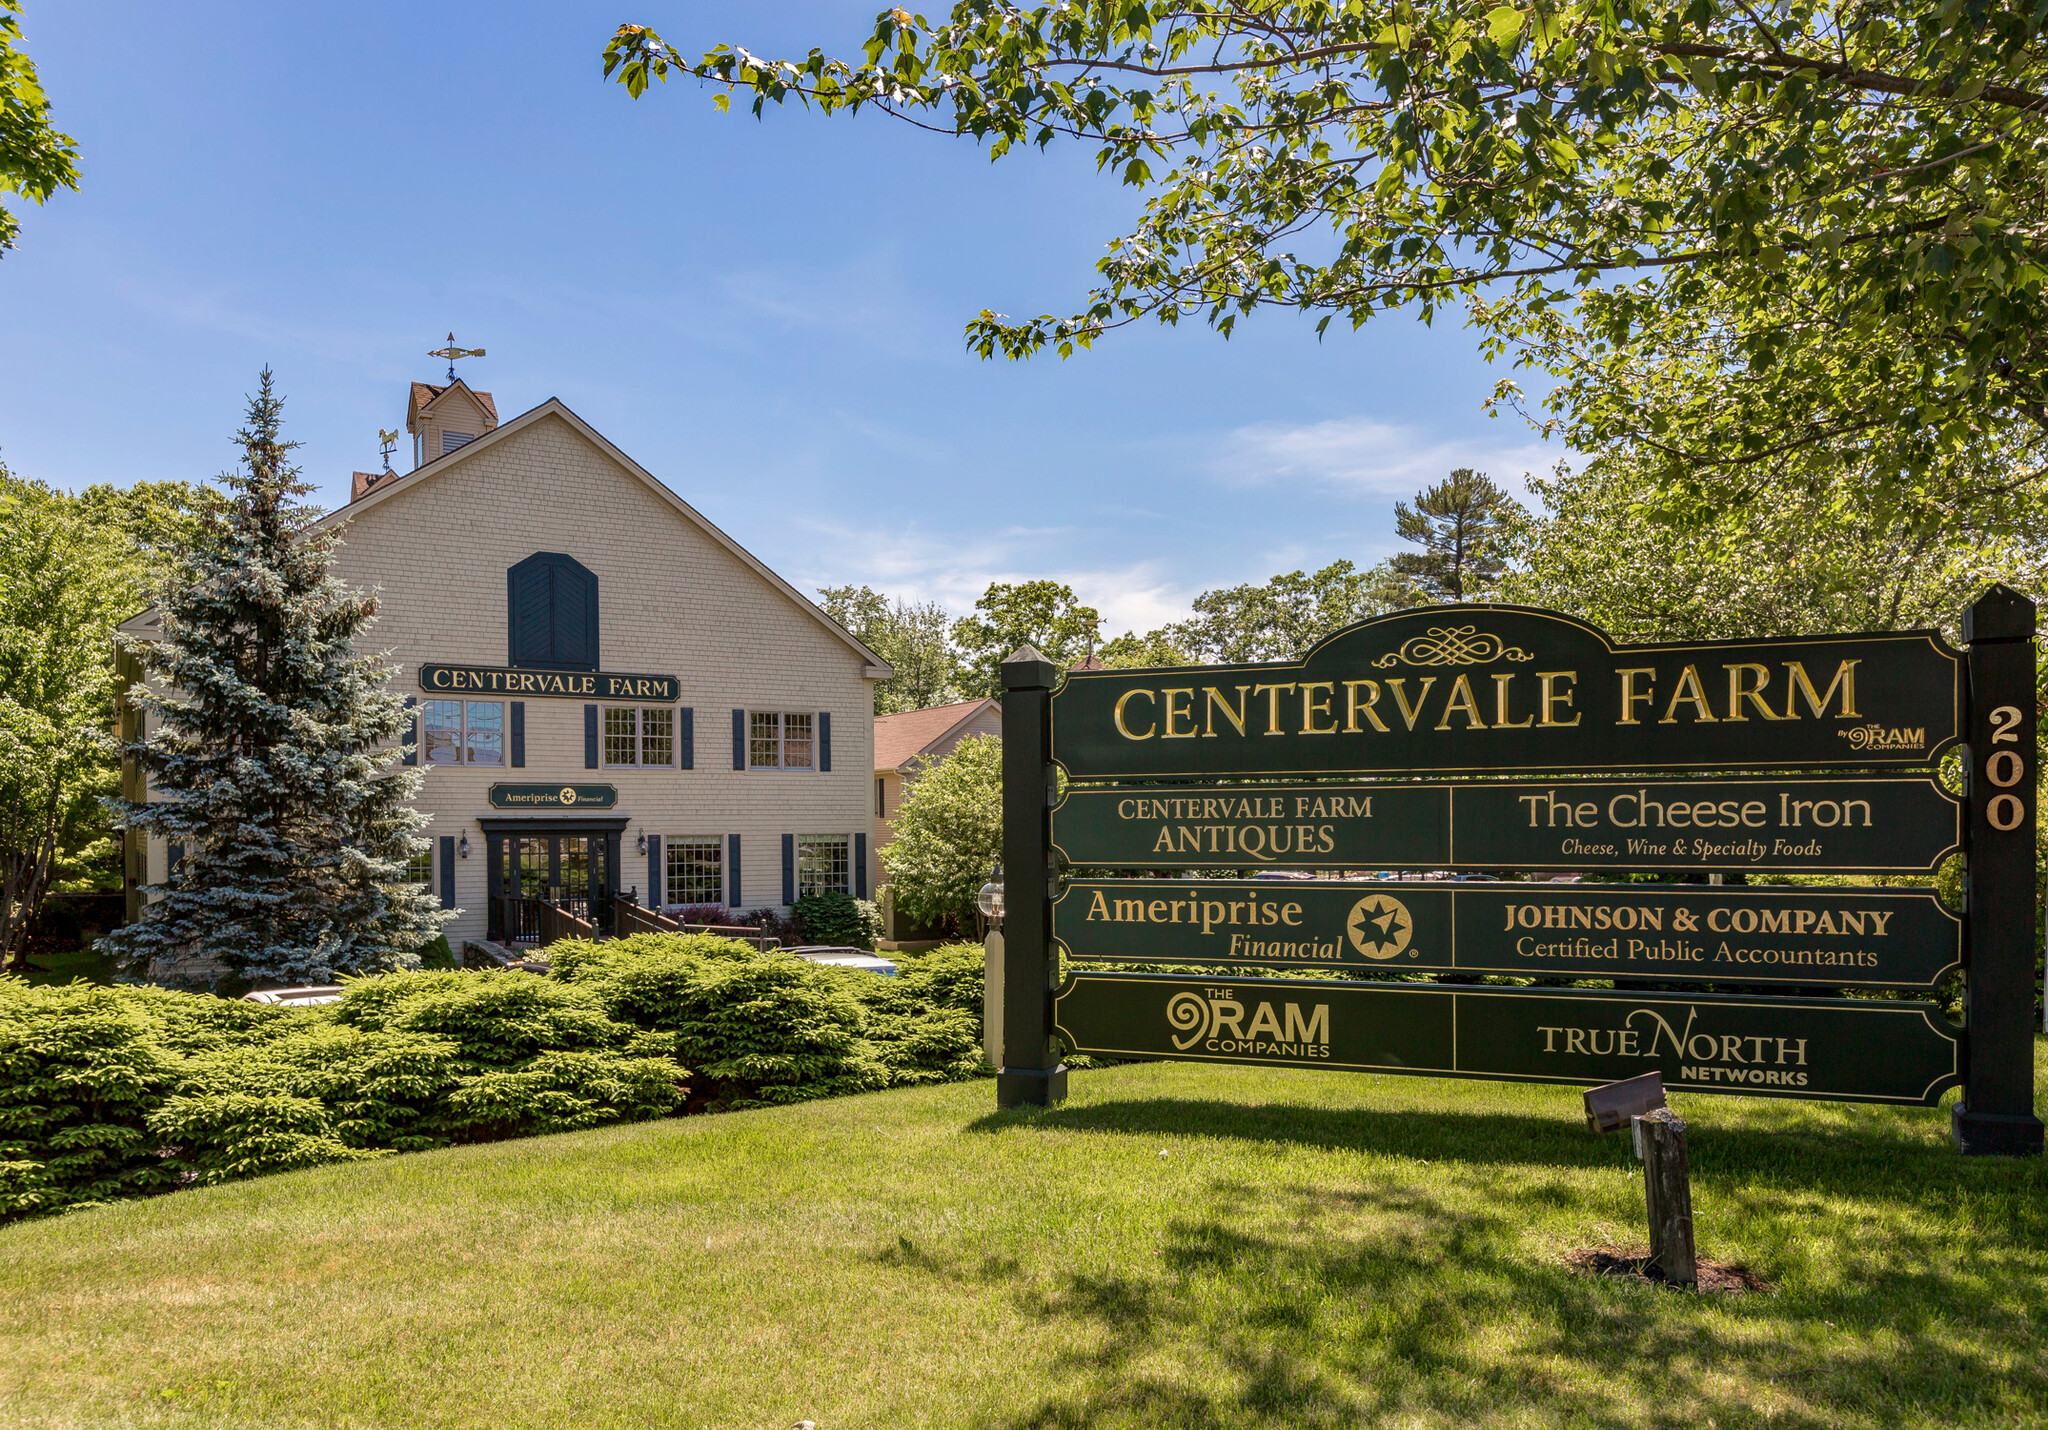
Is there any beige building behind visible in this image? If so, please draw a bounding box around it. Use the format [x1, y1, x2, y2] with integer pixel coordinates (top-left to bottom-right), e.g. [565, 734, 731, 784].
[871, 698, 1001, 883]
[121, 377, 890, 951]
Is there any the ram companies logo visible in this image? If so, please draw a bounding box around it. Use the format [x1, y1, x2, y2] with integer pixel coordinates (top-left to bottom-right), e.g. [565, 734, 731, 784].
[1165, 986, 1332, 1058]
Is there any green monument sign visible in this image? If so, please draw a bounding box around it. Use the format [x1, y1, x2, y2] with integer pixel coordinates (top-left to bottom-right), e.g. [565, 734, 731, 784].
[992, 595, 2040, 1156]
[1052, 973, 1961, 1106]
[1055, 880, 1962, 989]
[1051, 607, 1959, 780]
[1051, 777, 1961, 873]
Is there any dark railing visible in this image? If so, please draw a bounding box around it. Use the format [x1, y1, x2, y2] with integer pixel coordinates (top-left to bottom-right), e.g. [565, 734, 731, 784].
[490, 889, 783, 953]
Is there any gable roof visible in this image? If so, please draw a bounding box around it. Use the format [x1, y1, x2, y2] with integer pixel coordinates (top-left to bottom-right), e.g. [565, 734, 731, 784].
[874, 698, 997, 771]
[327, 396, 892, 679]
[408, 380, 499, 429]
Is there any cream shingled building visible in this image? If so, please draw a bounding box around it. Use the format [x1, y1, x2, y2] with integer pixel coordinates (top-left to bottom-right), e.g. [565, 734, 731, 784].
[120, 376, 890, 950]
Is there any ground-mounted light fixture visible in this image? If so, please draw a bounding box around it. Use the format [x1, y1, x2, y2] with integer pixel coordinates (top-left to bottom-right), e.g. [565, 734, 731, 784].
[458, 833, 470, 859]
[975, 863, 1004, 925]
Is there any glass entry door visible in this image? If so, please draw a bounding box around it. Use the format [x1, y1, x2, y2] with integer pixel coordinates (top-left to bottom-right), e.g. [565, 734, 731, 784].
[488, 832, 617, 943]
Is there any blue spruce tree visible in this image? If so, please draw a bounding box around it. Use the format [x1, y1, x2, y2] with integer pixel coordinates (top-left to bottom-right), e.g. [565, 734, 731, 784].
[107, 370, 445, 984]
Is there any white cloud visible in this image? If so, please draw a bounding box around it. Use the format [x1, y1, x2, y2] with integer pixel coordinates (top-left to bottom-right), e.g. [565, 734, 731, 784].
[1211, 415, 1555, 501]
[786, 517, 1201, 635]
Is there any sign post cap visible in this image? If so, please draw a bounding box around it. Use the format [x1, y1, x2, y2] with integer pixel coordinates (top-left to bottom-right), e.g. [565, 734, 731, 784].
[1002, 645, 1058, 690]
[1964, 583, 2036, 644]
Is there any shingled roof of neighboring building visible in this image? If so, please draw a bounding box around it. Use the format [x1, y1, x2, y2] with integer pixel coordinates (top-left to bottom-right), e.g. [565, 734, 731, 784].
[874, 698, 997, 771]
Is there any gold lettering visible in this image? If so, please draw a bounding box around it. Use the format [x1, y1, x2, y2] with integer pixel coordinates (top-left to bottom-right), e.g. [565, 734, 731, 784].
[1724, 664, 1784, 721]
[1658, 665, 1719, 724]
[1114, 689, 1157, 740]
[1783, 659, 1861, 719]
[1536, 671, 1581, 727]
[1435, 674, 1486, 731]
[1385, 677, 1436, 731]
[1202, 686, 1251, 737]
[1343, 680, 1390, 733]
[1161, 688, 1198, 738]
[1492, 673, 1533, 729]
[1299, 682, 1338, 735]
[1617, 668, 1657, 725]
[1253, 684, 1296, 735]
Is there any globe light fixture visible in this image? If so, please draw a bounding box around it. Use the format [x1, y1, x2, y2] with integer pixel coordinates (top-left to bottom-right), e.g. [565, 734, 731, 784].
[975, 863, 1004, 923]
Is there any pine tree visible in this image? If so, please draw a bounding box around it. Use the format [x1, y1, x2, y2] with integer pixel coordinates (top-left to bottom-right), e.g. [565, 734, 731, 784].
[105, 370, 445, 984]
[1389, 469, 1520, 602]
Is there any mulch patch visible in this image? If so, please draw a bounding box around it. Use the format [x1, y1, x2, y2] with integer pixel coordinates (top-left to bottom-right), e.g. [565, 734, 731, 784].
[1565, 1246, 1771, 1294]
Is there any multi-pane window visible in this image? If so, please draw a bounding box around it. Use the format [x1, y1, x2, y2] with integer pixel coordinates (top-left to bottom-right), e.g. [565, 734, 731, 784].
[749, 711, 815, 769]
[797, 835, 850, 898]
[405, 846, 432, 888]
[422, 700, 503, 765]
[605, 706, 675, 767]
[665, 837, 724, 907]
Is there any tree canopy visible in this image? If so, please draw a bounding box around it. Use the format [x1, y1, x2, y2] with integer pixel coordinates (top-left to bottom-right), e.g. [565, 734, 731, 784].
[0, 2, 79, 256]
[606, 2, 2048, 509]
[1390, 468, 1519, 600]
[818, 583, 966, 713]
[952, 579, 1101, 696]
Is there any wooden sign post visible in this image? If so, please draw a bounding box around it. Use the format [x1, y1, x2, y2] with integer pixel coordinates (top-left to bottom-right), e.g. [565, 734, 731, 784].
[1955, 587, 2044, 1155]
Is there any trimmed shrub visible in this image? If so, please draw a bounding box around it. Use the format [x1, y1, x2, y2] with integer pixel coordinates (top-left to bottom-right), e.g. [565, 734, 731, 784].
[849, 943, 988, 1086]
[0, 980, 179, 1215]
[146, 1092, 383, 1186]
[443, 1052, 683, 1141]
[334, 969, 627, 1070]
[791, 892, 882, 949]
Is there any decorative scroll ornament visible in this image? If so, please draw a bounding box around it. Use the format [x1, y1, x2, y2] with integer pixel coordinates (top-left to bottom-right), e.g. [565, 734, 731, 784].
[1372, 624, 1533, 668]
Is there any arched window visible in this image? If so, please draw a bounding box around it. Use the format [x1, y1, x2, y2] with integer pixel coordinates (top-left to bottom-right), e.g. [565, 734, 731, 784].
[507, 552, 599, 670]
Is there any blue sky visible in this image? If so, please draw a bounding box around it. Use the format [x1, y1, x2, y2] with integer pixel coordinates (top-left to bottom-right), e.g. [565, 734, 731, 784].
[1, 2, 1556, 636]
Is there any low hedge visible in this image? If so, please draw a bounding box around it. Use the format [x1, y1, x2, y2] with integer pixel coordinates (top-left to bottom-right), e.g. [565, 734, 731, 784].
[0, 937, 988, 1220]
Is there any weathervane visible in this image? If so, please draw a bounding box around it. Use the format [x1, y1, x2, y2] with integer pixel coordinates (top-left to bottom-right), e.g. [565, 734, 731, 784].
[378, 428, 399, 473]
[428, 331, 486, 383]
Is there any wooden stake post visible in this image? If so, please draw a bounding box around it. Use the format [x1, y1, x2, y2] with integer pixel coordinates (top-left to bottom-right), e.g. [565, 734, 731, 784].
[1633, 1109, 1697, 1286]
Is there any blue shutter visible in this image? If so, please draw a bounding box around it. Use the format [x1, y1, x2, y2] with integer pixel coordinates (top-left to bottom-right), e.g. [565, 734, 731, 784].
[855, 832, 867, 898]
[731, 709, 746, 770]
[782, 834, 795, 906]
[439, 836, 456, 909]
[510, 702, 525, 767]
[646, 834, 662, 908]
[584, 705, 599, 768]
[727, 834, 742, 909]
[167, 842, 184, 879]
[402, 696, 418, 766]
[508, 552, 599, 671]
[677, 707, 694, 770]
[819, 711, 832, 772]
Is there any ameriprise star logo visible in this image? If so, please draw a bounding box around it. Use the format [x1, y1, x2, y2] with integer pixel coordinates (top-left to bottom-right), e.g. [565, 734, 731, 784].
[1346, 894, 1413, 960]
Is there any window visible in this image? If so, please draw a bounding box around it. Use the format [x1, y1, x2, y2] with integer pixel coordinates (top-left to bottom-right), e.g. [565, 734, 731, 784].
[605, 707, 675, 767]
[749, 711, 815, 769]
[877, 777, 886, 818]
[405, 846, 432, 888]
[442, 430, 474, 454]
[422, 700, 504, 765]
[797, 835, 850, 898]
[665, 837, 724, 907]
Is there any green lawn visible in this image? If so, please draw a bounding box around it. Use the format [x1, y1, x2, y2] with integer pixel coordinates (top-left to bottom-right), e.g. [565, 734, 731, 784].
[5, 1047, 2046, 1430]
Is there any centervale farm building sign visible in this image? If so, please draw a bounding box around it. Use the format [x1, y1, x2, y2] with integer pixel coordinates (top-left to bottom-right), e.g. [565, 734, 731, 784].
[989, 596, 2042, 1157]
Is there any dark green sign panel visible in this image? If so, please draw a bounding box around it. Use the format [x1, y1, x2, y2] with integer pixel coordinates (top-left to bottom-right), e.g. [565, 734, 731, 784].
[1051, 777, 1961, 874]
[1053, 973, 1961, 1105]
[1052, 606, 1959, 779]
[421, 663, 680, 703]
[486, 783, 619, 810]
[1056, 880, 1961, 989]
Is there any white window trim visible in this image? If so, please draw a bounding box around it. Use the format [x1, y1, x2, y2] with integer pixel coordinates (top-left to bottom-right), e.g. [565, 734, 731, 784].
[663, 834, 725, 907]
[422, 699, 506, 767]
[603, 705, 676, 769]
[747, 709, 818, 771]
